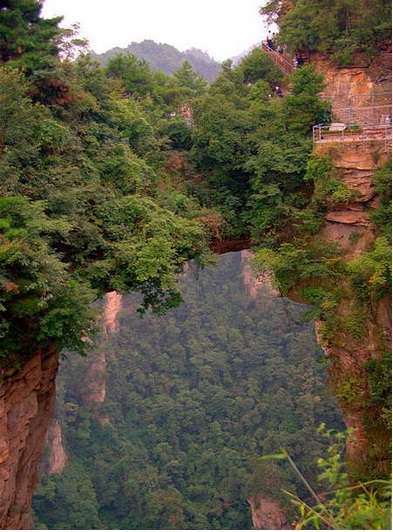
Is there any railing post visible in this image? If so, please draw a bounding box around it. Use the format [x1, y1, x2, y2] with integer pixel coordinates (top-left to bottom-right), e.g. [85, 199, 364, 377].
[313, 124, 324, 143]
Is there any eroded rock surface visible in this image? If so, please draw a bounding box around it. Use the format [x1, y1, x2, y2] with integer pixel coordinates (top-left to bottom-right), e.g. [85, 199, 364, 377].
[0, 348, 59, 529]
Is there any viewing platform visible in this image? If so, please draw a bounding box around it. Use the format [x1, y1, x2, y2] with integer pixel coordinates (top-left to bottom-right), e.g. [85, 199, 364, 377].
[313, 123, 392, 152]
[260, 41, 392, 153]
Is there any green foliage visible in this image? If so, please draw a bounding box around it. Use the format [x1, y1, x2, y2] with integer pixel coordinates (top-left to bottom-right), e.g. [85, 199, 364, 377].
[33, 253, 343, 529]
[287, 426, 392, 530]
[161, 117, 193, 150]
[106, 53, 154, 97]
[34, 462, 104, 529]
[173, 60, 207, 96]
[0, 196, 98, 357]
[238, 47, 283, 86]
[0, 0, 61, 72]
[371, 158, 392, 241]
[305, 153, 353, 205]
[189, 57, 328, 243]
[262, 0, 392, 65]
[348, 237, 392, 301]
[0, 4, 218, 364]
[253, 240, 344, 297]
[0, 67, 50, 158]
[365, 351, 392, 435]
[284, 66, 329, 134]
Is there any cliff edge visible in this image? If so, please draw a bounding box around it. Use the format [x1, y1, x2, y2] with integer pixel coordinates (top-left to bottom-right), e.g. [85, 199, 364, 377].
[0, 348, 59, 529]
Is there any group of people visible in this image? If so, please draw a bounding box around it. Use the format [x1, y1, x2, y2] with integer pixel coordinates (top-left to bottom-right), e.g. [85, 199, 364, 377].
[265, 31, 304, 67]
[265, 31, 284, 53]
[263, 29, 306, 98]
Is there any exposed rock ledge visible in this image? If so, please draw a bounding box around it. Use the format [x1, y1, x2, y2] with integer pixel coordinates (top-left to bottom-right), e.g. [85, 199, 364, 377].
[0, 348, 59, 530]
[325, 205, 370, 226]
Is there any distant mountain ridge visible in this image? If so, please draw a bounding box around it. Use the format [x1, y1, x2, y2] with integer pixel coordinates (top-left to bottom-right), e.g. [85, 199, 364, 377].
[91, 39, 222, 81]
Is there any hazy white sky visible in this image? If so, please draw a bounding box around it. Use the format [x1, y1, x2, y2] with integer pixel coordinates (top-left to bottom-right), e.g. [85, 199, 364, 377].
[41, 0, 269, 61]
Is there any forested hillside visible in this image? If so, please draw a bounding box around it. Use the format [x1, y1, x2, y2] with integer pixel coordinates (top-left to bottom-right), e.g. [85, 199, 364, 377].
[0, 1, 218, 367]
[92, 40, 222, 81]
[33, 253, 343, 529]
[0, 0, 332, 370]
[0, 0, 391, 529]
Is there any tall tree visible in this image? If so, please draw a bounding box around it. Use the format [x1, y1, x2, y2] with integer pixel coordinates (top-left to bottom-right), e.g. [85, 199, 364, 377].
[0, 0, 61, 70]
[173, 60, 207, 95]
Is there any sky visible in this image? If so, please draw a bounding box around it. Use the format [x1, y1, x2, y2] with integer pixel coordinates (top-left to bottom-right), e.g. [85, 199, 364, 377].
[41, 0, 269, 61]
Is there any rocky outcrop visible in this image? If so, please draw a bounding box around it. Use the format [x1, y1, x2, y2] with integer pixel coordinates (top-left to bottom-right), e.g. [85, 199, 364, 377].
[46, 420, 67, 475]
[0, 348, 59, 530]
[79, 291, 122, 424]
[308, 56, 392, 479]
[313, 52, 392, 125]
[80, 352, 109, 425]
[314, 144, 390, 256]
[241, 250, 279, 298]
[247, 495, 289, 530]
[102, 291, 122, 335]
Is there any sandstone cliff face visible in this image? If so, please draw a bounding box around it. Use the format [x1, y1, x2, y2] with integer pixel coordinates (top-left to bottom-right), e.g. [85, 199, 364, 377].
[313, 51, 392, 118]
[314, 144, 390, 256]
[307, 55, 392, 478]
[45, 420, 67, 475]
[80, 291, 122, 425]
[0, 348, 59, 530]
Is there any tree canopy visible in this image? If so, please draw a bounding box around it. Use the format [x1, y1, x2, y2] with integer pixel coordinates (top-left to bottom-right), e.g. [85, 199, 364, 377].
[260, 0, 392, 64]
[0, 5, 216, 363]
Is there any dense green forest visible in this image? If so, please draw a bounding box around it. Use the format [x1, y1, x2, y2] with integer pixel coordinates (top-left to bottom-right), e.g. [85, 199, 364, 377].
[0, 0, 331, 367]
[0, 0, 391, 529]
[33, 252, 344, 529]
[260, 0, 391, 64]
[3, 0, 390, 368]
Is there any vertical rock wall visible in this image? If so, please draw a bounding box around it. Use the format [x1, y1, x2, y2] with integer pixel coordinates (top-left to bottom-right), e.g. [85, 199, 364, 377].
[0, 348, 59, 529]
[307, 53, 391, 478]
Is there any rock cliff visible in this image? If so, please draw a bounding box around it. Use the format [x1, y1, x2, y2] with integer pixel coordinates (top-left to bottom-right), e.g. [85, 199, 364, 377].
[305, 53, 391, 479]
[0, 48, 390, 532]
[0, 290, 124, 530]
[0, 348, 59, 529]
[45, 420, 67, 475]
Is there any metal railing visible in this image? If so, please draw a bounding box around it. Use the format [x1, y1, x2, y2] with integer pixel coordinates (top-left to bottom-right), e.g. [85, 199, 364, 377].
[259, 43, 391, 148]
[260, 42, 295, 76]
[313, 123, 392, 152]
[322, 95, 392, 127]
[347, 91, 392, 107]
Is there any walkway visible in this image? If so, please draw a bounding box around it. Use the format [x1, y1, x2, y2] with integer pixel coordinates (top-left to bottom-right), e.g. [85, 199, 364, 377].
[260, 42, 295, 76]
[313, 123, 392, 152]
[260, 42, 392, 151]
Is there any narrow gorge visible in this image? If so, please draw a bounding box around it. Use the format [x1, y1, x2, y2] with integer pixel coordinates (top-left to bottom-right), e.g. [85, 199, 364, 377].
[33, 252, 343, 529]
[0, 0, 391, 529]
